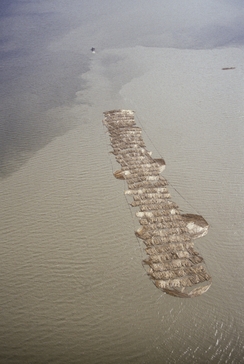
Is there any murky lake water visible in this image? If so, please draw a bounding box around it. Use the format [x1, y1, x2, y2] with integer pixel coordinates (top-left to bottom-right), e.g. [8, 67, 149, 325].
[1, 3, 244, 362]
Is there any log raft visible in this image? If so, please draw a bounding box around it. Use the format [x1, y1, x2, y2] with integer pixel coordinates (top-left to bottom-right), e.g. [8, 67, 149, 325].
[103, 109, 211, 298]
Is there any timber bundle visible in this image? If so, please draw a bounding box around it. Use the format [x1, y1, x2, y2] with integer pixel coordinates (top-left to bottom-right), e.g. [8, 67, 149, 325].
[103, 109, 212, 298]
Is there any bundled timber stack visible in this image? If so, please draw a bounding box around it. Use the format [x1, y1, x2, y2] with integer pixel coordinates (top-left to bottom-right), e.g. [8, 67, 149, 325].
[103, 109, 211, 298]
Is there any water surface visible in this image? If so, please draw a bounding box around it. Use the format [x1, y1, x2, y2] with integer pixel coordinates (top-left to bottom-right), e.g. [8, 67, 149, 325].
[1, 1, 244, 363]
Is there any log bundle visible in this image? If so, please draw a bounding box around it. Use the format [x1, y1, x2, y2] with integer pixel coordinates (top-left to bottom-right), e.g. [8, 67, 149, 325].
[103, 109, 211, 298]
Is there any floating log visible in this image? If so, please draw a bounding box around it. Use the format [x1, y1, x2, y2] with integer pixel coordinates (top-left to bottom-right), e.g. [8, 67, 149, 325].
[181, 213, 209, 239]
[113, 170, 123, 180]
[103, 109, 211, 298]
[154, 158, 166, 172]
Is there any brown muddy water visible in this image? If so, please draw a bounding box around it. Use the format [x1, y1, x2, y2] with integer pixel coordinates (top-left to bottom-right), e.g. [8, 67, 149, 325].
[0, 46, 244, 363]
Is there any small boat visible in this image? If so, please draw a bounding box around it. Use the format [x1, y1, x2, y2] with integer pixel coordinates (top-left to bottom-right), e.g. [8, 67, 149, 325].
[222, 67, 235, 70]
[91, 47, 95, 53]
